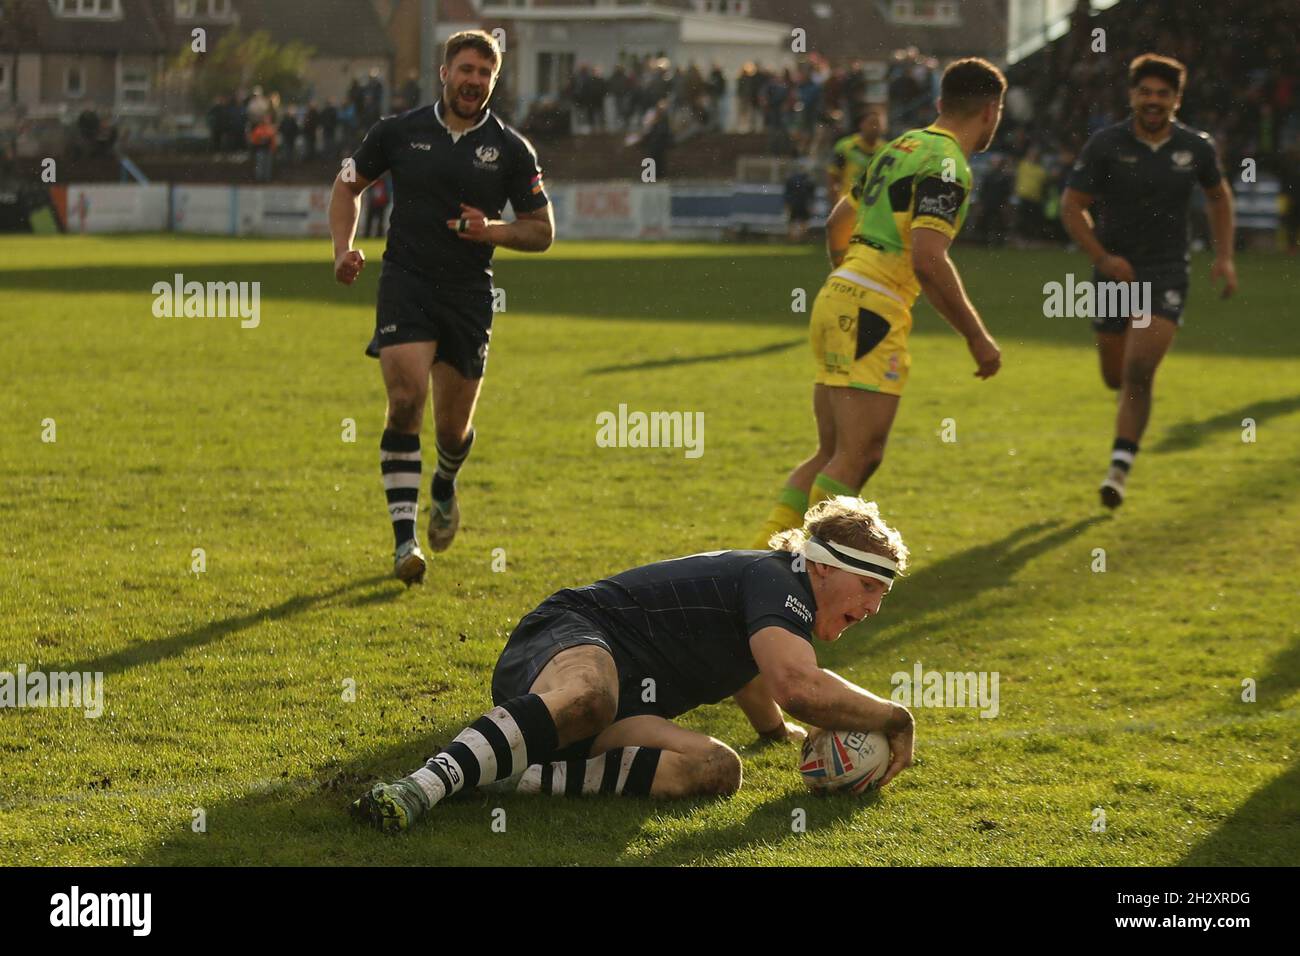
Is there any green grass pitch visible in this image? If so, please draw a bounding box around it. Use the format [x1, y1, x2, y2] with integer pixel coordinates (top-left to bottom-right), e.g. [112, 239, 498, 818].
[0, 234, 1297, 866]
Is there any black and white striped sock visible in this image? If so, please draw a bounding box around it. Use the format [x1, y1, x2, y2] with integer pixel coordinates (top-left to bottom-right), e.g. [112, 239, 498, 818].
[432, 427, 475, 507]
[407, 693, 559, 808]
[517, 746, 662, 797]
[1111, 437, 1139, 474]
[380, 430, 421, 547]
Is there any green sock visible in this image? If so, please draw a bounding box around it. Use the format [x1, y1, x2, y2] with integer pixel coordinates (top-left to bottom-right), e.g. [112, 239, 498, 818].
[752, 486, 810, 550]
[809, 472, 857, 508]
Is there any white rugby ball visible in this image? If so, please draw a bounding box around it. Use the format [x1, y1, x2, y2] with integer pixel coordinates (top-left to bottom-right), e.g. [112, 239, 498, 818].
[799, 729, 891, 794]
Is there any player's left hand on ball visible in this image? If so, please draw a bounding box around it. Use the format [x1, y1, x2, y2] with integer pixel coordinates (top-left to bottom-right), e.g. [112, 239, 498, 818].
[1211, 257, 1237, 299]
[878, 721, 914, 788]
[447, 203, 493, 243]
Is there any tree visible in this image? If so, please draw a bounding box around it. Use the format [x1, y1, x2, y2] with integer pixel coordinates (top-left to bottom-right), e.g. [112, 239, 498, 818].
[177, 30, 315, 108]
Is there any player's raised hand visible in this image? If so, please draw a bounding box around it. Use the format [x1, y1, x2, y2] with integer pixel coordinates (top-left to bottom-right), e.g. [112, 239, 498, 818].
[1096, 253, 1136, 284]
[448, 203, 494, 243]
[1211, 256, 1238, 299]
[334, 248, 366, 285]
[968, 331, 1002, 379]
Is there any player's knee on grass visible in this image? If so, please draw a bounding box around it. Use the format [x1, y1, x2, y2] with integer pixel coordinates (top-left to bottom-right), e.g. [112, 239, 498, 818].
[652, 741, 741, 798]
[691, 740, 743, 796]
[555, 679, 618, 742]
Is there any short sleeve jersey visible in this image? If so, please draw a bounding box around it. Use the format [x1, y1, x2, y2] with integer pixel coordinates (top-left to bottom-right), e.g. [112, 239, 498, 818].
[351, 103, 549, 289]
[840, 126, 972, 306]
[541, 550, 818, 718]
[1067, 119, 1223, 272]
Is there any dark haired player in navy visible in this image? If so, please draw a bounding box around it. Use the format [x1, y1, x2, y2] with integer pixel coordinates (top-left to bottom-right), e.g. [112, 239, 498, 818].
[1062, 53, 1237, 509]
[329, 30, 554, 584]
[351, 496, 917, 831]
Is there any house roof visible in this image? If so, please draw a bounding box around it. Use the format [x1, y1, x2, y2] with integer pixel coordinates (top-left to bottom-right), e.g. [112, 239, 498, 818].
[5, 0, 392, 58]
[17, 0, 170, 54]
[237, 0, 393, 57]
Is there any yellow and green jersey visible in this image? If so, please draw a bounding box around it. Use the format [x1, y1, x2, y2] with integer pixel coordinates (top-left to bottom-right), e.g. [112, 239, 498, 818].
[842, 125, 972, 306]
[828, 133, 882, 201]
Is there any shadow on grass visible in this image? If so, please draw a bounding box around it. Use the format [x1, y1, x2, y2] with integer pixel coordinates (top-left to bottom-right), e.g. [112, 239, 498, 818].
[128, 726, 868, 866]
[1151, 394, 1300, 454]
[821, 514, 1108, 668]
[46, 573, 395, 679]
[5, 251, 1294, 357]
[1180, 758, 1300, 865]
[587, 339, 802, 375]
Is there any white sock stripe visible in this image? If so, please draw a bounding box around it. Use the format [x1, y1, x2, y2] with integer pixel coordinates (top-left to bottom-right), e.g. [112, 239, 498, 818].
[583, 755, 605, 795]
[485, 707, 528, 776]
[615, 746, 638, 793]
[1111, 450, 1136, 465]
[388, 502, 418, 521]
[410, 767, 445, 804]
[382, 471, 423, 490]
[380, 449, 422, 462]
[517, 765, 543, 794]
[453, 727, 498, 783]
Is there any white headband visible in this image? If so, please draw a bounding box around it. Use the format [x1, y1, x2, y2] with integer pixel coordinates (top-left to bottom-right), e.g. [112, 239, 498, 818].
[802, 536, 898, 587]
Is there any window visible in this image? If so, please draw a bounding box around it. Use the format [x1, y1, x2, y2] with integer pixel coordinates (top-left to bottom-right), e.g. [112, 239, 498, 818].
[536, 51, 575, 97]
[888, 0, 960, 26]
[65, 64, 84, 97]
[53, 0, 121, 18]
[121, 64, 151, 103]
[691, 0, 750, 13]
[176, 0, 233, 21]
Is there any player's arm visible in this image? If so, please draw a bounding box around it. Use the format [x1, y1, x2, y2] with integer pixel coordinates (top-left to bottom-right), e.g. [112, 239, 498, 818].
[750, 626, 914, 785]
[448, 202, 555, 252]
[1203, 181, 1238, 297]
[733, 674, 805, 743]
[1060, 187, 1134, 282]
[911, 226, 1000, 379]
[329, 168, 374, 285]
[825, 194, 857, 267]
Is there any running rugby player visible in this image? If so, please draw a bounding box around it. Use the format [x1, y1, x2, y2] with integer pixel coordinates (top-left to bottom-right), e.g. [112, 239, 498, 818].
[329, 30, 554, 583]
[1061, 53, 1236, 509]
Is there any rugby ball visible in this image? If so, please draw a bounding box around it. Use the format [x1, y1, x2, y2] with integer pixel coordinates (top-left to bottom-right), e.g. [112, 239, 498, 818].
[799, 729, 891, 794]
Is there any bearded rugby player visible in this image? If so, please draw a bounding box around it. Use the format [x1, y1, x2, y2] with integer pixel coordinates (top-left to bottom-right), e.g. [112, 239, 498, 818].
[329, 30, 554, 584]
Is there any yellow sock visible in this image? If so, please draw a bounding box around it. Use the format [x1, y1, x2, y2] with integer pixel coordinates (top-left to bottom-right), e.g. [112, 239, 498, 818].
[752, 486, 809, 550]
[808, 472, 857, 508]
